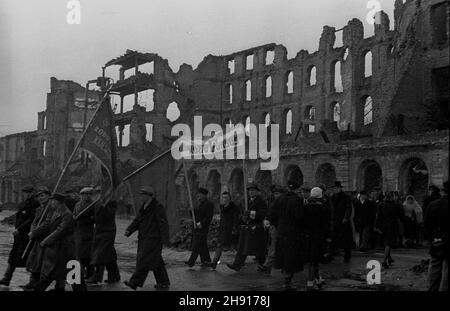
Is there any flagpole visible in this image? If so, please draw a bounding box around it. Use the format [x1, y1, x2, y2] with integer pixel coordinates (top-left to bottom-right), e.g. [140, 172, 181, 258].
[122, 148, 172, 181]
[22, 87, 112, 260]
[73, 198, 100, 220]
[182, 158, 197, 229]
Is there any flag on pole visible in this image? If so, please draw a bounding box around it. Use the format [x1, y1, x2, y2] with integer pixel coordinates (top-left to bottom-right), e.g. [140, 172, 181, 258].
[79, 96, 119, 200]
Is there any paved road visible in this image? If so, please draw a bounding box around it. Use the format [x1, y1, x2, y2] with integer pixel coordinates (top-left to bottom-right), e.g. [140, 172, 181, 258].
[0, 211, 429, 291]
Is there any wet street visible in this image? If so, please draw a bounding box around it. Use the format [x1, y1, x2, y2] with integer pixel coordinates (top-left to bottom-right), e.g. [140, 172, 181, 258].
[0, 211, 429, 291]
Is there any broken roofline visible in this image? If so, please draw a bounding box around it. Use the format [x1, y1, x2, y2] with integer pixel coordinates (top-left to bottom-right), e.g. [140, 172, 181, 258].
[104, 50, 159, 70]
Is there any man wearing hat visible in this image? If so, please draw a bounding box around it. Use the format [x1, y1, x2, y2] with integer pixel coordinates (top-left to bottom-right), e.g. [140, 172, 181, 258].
[354, 190, 377, 251]
[23, 186, 52, 289]
[269, 180, 305, 290]
[73, 187, 95, 281]
[64, 188, 80, 213]
[206, 191, 239, 270]
[258, 185, 285, 274]
[0, 185, 39, 286]
[87, 188, 121, 284]
[185, 187, 214, 267]
[330, 181, 353, 263]
[26, 193, 76, 291]
[124, 186, 170, 290]
[227, 183, 268, 271]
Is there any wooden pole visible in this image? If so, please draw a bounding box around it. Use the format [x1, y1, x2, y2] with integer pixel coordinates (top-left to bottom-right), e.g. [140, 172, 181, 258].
[182, 158, 197, 228]
[73, 198, 100, 221]
[122, 149, 172, 181]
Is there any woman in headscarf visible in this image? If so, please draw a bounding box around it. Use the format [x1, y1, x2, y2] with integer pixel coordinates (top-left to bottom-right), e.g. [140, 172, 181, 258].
[402, 195, 423, 247]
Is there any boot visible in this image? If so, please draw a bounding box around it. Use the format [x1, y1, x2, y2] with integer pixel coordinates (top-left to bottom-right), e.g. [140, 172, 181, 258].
[0, 265, 15, 286]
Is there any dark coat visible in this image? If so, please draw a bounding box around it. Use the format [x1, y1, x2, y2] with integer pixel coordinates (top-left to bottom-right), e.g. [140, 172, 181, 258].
[126, 199, 169, 271]
[90, 200, 118, 265]
[303, 197, 330, 264]
[236, 195, 268, 257]
[424, 195, 448, 259]
[31, 205, 75, 280]
[354, 199, 377, 228]
[218, 202, 239, 246]
[270, 191, 304, 273]
[375, 200, 403, 247]
[73, 200, 95, 260]
[331, 191, 353, 248]
[26, 203, 55, 273]
[192, 199, 214, 235]
[8, 197, 39, 266]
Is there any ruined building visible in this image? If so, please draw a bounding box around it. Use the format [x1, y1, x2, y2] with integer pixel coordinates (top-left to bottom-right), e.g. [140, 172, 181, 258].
[1, 0, 449, 223]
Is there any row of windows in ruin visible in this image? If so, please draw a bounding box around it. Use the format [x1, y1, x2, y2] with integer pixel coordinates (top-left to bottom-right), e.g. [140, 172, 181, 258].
[225, 51, 373, 104]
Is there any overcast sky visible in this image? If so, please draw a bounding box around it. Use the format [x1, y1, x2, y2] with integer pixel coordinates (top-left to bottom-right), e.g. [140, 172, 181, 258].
[0, 0, 396, 136]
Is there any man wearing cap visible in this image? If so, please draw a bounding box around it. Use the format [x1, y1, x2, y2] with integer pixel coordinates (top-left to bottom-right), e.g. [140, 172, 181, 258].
[258, 185, 285, 274]
[73, 187, 95, 281]
[185, 187, 214, 267]
[26, 193, 76, 291]
[64, 188, 79, 213]
[354, 190, 377, 251]
[0, 185, 39, 286]
[22, 186, 53, 289]
[270, 181, 305, 290]
[124, 186, 170, 290]
[227, 183, 268, 271]
[207, 191, 239, 270]
[88, 187, 121, 284]
[330, 181, 353, 263]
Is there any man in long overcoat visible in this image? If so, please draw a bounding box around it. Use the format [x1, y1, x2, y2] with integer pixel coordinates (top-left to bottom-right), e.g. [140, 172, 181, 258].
[270, 181, 305, 290]
[73, 187, 95, 279]
[0, 185, 39, 286]
[23, 186, 53, 290]
[227, 183, 268, 271]
[330, 181, 353, 263]
[27, 193, 76, 291]
[124, 186, 170, 290]
[207, 191, 239, 269]
[185, 188, 214, 267]
[87, 190, 121, 284]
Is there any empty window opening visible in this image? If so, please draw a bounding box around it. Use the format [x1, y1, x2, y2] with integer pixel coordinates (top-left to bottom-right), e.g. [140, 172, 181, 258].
[431, 3, 449, 45]
[226, 84, 233, 104]
[246, 54, 254, 70]
[42, 115, 47, 130]
[105, 66, 120, 82]
[343, 48, 350, 61]
[332, 102, 341, 123]
[364, 96, 373, 125]
[286, 71, 294, 94]
[245, 80, 252, 101]
[145, 123, 153, 142]
[286, 110, 293, 135]
[333, 61, 343, 92]
[122, 124, 130, 147]
[265, 76, 272, 98]
[334, 30, 344, 48]
[121, 95, 134, 113]
[138, 89, 155, 112]
[264, 113, 271, 128]
[364, 51, 373, 78]
[308, 66, 317, 86]
[308, 124, 316, 133]
[228, 59, 235, 74]
[265, 50, 275, 65]
[306, 106, 316, 121]
[245, 116, 251, 136]
[139, 61, 154, 75]
[42, 140, 47, 157]
[166, 102, 181, 122]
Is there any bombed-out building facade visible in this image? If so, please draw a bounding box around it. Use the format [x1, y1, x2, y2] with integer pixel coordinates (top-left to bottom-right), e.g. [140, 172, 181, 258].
[1, 0, 449, 219]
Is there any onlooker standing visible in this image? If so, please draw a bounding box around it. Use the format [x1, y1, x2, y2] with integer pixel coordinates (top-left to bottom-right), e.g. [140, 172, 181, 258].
[402, 195, 423, 247]
[303, 187, 330, 291]
[208, 191, 239, 269]
[424, 181, 448, 292]
[354, 191, 377, 251]
[375, 192, 404, 269]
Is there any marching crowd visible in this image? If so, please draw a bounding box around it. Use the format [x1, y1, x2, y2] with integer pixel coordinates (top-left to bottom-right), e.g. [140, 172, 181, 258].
[0, 178, 447, 291]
